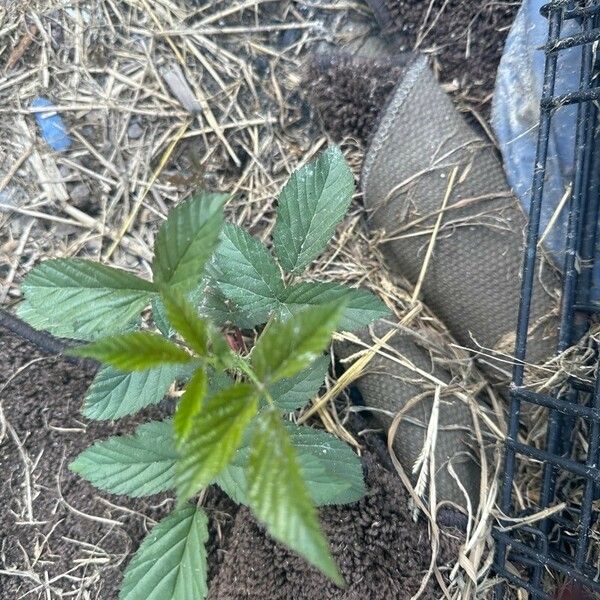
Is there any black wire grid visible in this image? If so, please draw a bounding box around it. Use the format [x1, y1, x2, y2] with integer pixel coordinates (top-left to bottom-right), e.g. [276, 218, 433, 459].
[493, 1, 600, 597]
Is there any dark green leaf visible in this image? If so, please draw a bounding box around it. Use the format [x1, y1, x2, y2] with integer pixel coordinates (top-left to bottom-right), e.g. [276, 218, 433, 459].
[199, 278, 260, 329]
[251, 302, 343, 383]
[246, 409, 343, 585]
[70, 420, 177, 497]
[71, 332, 193, 371]
[283, 423, 365, 505]
[83, 364, 179, 420]
[268, 355, 330, 412]
[19, 259, 155, 340]
[120, 506, 208, 600]
[211, 224, 284, 325]
[273, 147, 355, 274]
[152, 297, 173, 337]
[216, 419, 364, 507]
[161, 290, 209, 355]
[282, 282, 390, 331]
[173, 368, 207, 444]
[152, 192, 227, 293]
[177, 384, 257, 503]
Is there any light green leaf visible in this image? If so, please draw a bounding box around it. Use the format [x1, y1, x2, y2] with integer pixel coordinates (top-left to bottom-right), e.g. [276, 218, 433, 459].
[152, 192, 227, 293]
[268, 355, 330, 412]
[83, 364, 179, 420]
[161, 291, 209, 356]
[273, 147, 355, 274]
[251, 302, 343, 383]
[120, 506, 208, 600]
[211, 224, 284, 325]
[173, 368, 207, 444]
[71, 332, 193, 371]
[246, 409, 343, 585]
[177, 384, 257, 503]
[282, 282, 390, 331]
[19, 259, 155, 341]
[216, 420, 364, 507]
[70, 420, 177, 497]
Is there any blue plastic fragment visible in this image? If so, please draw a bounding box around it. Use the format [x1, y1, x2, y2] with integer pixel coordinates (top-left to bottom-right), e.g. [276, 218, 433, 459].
[31, 97, 72, 152]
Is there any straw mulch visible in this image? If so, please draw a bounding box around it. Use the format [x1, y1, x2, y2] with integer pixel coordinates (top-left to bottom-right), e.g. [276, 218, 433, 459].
[0, 1, 539, 598]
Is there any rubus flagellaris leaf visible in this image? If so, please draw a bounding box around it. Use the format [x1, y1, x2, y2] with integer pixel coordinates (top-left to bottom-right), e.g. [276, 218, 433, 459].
[176, 383, 258, 503]
[152, 192, 227, 293]
[19, 258, 155, 340]
[71, 332, 193, 371]
[120, 506, 209, 600]
[273, 147, 355, 274]
[251, 302, 343, 383]
[246, 409, 343, 585]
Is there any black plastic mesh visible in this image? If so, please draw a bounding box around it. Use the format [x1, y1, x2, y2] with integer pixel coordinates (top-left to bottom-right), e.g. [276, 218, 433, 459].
[493, 1, 600, 598]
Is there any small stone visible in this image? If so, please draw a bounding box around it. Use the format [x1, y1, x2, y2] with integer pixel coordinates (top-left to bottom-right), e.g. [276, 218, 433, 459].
[128, 122, 144, 139]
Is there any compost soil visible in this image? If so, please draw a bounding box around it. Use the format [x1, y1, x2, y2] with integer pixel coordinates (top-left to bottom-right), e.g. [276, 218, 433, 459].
[0, 331, 236, 599]
[0, 330, 464, 599]
[306, 0, 519, 143]
[378, 0, 519, 109]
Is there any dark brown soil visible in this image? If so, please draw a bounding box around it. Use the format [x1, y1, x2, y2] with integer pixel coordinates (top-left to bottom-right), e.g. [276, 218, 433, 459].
[0, 329, 464, 599]
[306, 1, 519, 143]
[0, 330, 236, 599]
[373, 0, 520, 108]
[208, 453, 462, 600]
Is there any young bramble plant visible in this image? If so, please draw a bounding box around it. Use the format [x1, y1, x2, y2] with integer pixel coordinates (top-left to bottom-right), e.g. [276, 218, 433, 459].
[18, 147, 390, 599]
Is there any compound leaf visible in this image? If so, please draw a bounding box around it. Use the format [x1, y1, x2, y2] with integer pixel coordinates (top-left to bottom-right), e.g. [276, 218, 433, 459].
[246, 409, 343, 585]
[211, 224, 284, 325]
[152, 192, 227, 293]
[19, 258, 155, 340]
[273, 147, 355, 274]
[176, 384, 257, 503]
[71, 332, 193, 371]
[282, 282, 389, 331]
[70, 420, 177, 497]
[251, 302, 343, 383]
[83, 364, 179, 420]
[268, 355, 330, 412]
[120, 506, 209, 600]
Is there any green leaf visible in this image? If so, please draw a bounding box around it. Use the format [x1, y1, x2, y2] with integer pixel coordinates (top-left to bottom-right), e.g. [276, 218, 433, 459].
[173, 368, 207, 444]
[152, 297, 173, 337]
[216, 420, 364, 507]
[268, 355, 330, 412]
[161, 290, 209, 356]
[211, 224, 284, 325]
[20, 259, 155, 341]
[273, 147, 355, 274]
[70, 420, 177, 497]
[200, 278, 260, 329]
[283, 423, 365, 505]
[282, 282, 390, 331]
[120, 506, 208, 600]
[177, 384, 258, 503]
[152, 192, 227, 293]
[246, 409, 343, 585]
[251, 302, 343, 383]
[71, 332, 193, 371]
[83, 364, 179, 420]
